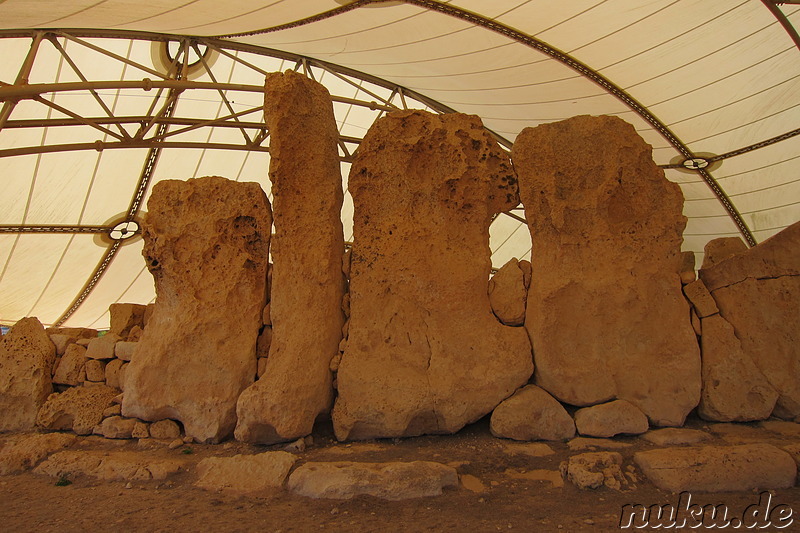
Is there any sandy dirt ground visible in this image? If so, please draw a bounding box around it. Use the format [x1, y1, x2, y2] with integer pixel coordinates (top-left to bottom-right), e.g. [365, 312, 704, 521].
[2, 416, 800, 532]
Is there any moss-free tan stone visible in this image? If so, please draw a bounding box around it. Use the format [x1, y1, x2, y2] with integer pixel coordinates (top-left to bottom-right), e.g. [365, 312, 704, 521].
[122, 177, 271, 443]
[332, 110, 532, 440]
[512, 115, 700, 427]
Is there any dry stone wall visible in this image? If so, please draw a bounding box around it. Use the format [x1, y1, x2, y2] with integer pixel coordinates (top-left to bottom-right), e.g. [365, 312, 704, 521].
[512, 114, 701, 427]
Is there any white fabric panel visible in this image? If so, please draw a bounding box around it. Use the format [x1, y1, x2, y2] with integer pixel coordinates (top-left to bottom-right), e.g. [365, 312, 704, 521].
[62, 239, 153, 329]
[79, 149, 150, 225]
[0, 234, 103, 324]
[25, 235, 111, 322]
[489, 215, 531, 269]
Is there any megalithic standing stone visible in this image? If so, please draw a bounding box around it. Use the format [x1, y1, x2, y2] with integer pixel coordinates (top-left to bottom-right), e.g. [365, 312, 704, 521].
[512, 115, 701, 427]
[235, 71, 346, 444]
[122, 176, 271, 443]
[332, 110, 533, 441]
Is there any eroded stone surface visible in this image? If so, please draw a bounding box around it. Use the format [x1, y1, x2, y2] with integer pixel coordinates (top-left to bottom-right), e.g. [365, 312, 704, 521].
[560, 451, 627, 490]
[0, 432, 76, 475]
[52, 344, 87, 386]
[634, 444, 796, 492]
[682, 279, 718, 318]
[109, 303, 146, 339]
[232, 72, 344, 444]
[122, 177, 271, 443]
[36, 385, 117, 435]
[195, 451, 297, 492]
[287, 461, 458, 500]
[333, 110, 532, 440]
[698, 315, 777, 422]
[512, 115, 700, 426]
[574, 400, 649, 438]
[699, 221, 800, 419]
[34, 450, 184, 481]
[0, 317, 56, 431]
[640, 428, 711, 446]
[701, 237, 748, 269]
[236, 72, 345, 445]
[488, 258, 527, 326]
[85, 334, 119, 360]
[490, 385, 575, 441]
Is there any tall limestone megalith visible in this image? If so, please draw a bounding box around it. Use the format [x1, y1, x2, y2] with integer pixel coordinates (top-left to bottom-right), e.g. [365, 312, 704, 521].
[332, 110, 533, 441]
[0, 317, 55, 431]
[512, 115, 700, 427]
[235, 71, 346, 444]
[699, 221, 800, 418]
[122, 176, 271, 443]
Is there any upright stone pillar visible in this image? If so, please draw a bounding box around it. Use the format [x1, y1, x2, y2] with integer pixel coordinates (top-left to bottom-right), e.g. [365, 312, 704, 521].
[512, 115, 700, 427]
[332, 110, 533, 441]
[122, 176, 271, 443]
[0, 317, 55, 431]
[235, 71, 346, 444]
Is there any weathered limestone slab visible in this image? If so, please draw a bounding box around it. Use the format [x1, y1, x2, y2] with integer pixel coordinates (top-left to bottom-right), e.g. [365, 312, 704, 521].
[682, 279, 718, 318]
[34, 450, 184, 481]
[512, 115, 700, 426]
[0, 432, 76, 475]
[287, 461, 458, 500]
[574, 400, 649, 438]
[105, 359, 123, 389]
[52, 344, 87, 386]
[0, 317, 56, 431]
[699, 221, 800, 418]
[84, 359, 106, 382]
[332, 110, 533, 440]
[85, 334, 119, 360]
[698, 315, 777, 422]
[490, 385, 575, 441]
[49, 334, 76, 356]
[634, 444, 796, 492]
[114, 341, 137, 362]
[36, 385, 117, 435]
[235, 71, 345, 445]
[195, 451, 297, 492]
[488, 258, 527, 326]
[122, 177, 271, 443]
[701, 237, 748, 269]
[109, 303, 146, 339]
[641, 428, 711, 446]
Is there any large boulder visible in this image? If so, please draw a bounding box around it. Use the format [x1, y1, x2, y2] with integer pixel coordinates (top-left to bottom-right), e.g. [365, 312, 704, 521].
[512, 115, 700, 426]
[699, 221, 800, 418]
[235, 71, 345, 445]
[574, 400, 649, 438]
[0, 317, 56, 431]
[36, 385, 117, 435]
[490, 384, 575, 441]
[122, 177, 271, 443]
[698, 315, 777, 422]
[108, 303, 146, 339]
[332, 110, 533, 440]
[52, 343, 87, 386]
[488, 258, 527, 326]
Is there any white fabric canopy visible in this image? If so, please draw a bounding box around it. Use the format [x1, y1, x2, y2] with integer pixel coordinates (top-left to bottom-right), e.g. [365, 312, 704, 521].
[0, 0, 798, 328]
